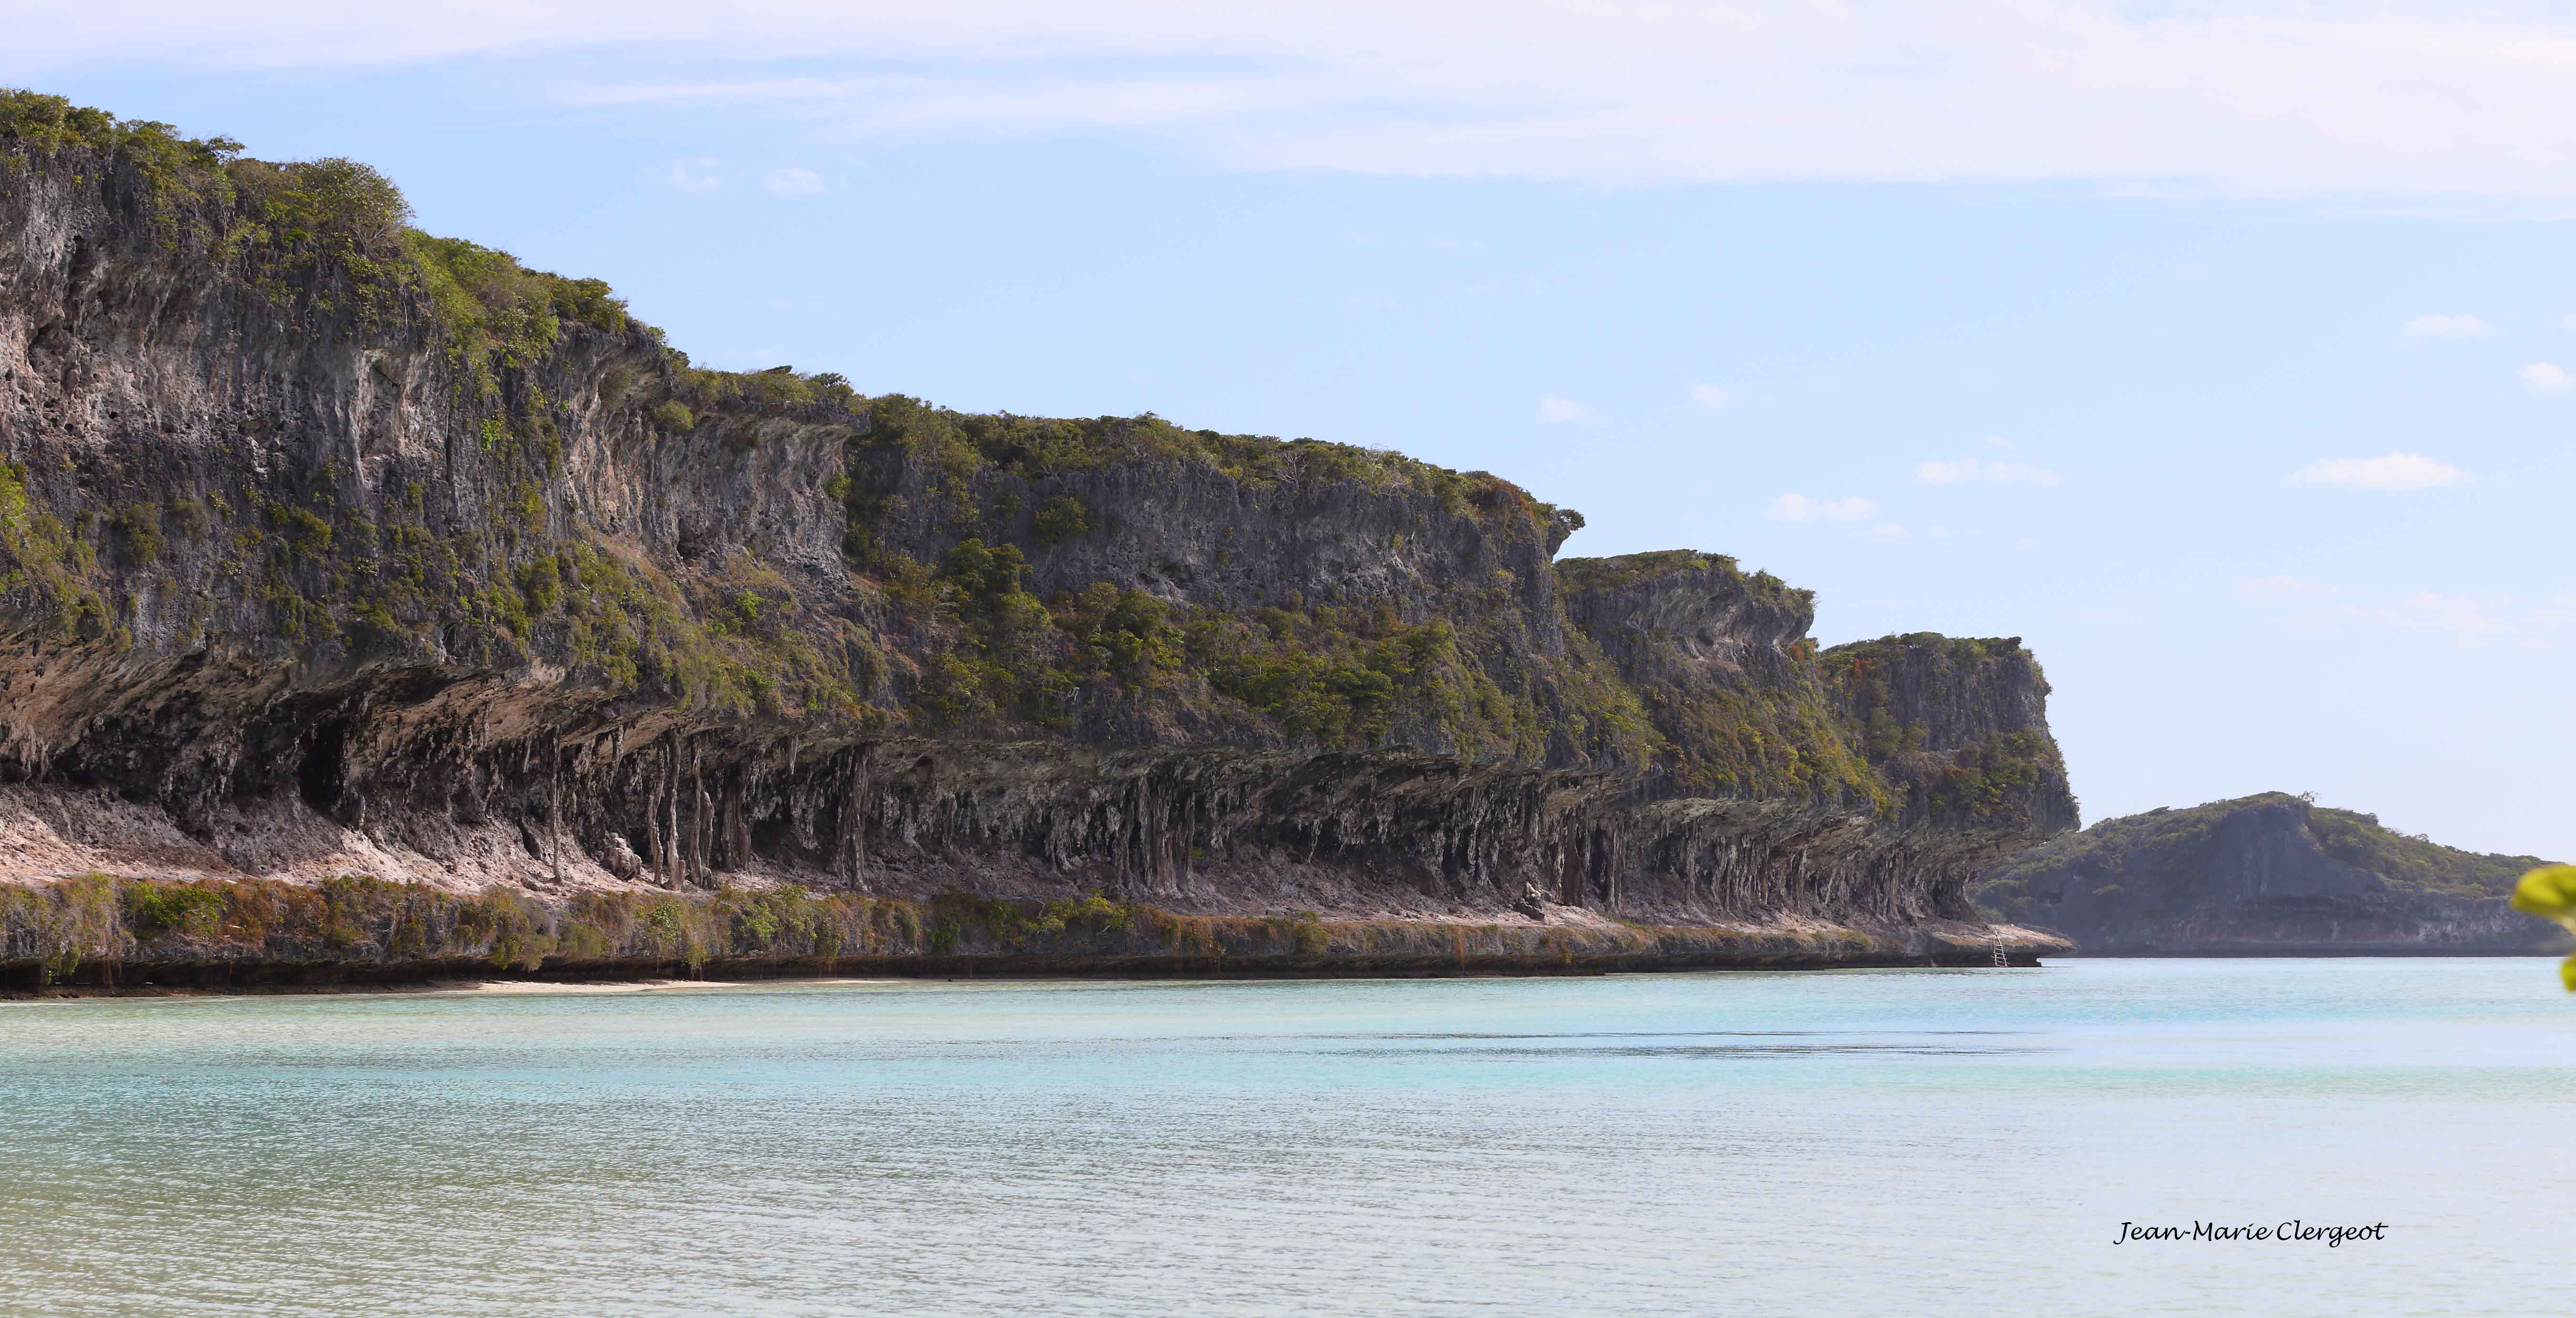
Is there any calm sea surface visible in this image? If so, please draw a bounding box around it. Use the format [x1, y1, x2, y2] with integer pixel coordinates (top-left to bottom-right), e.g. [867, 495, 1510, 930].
[2, 958, 2568, 1316]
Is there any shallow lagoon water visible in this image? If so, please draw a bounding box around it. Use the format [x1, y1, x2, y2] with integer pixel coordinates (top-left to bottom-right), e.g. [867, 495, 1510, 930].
[2, 958, 2569, 1316]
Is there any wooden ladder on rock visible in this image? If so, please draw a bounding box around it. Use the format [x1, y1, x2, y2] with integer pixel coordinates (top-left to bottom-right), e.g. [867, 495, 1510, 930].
[1991, 938, 2011, 969]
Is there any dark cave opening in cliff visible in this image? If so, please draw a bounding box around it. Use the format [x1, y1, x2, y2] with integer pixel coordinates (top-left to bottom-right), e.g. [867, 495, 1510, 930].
[296, 719, 350, 814]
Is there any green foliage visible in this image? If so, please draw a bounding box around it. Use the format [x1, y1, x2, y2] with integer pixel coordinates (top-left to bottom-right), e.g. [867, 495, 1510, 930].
[108, 504, 161, 566]
[665, 364, 860, 425]
[856, 396, 1512, 518]
[0, 89, 242, 238]
[2512, 866, 2576, 991]
[0, 459, 114, 642]
[1031, 495, 1094, 545]
[234, 156, 409, 251]
[0, 90, 235, 163]
[1184, 602, 1457, 747]
[267, 502, 333, 554]
[122, 882, 227, 939]
[1921, 730, 2060, 823]
[649, 400, 695, 433]
[1276, 909, 1330, 954]
[941, 538, 1032, 613]
[1557, 549, 1748, 596]
[1631, 678, 1878, 807]
[221, 157, 423, 324]
[1053, 583, 1181, 681]
[549, 277, 628, 335]
[404, 232, 605, 401]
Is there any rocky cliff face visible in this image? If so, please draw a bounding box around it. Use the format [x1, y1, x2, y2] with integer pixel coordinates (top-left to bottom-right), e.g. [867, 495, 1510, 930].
[0, 94, 2076, 971]
[1977, 794, 2566, 955]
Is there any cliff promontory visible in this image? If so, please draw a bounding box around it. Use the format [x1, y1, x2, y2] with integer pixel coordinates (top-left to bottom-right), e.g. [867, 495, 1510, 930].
[0, 93, 2075, 986]
[1975, 793, 2567, 956]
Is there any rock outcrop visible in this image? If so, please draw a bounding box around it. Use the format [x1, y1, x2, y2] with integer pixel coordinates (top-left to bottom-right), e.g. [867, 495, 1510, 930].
[1976, 793, 2566, 955]
[0, 93, 2077, 978]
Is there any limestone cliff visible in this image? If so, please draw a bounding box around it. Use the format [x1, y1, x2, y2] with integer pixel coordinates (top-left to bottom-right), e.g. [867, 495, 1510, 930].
[1976, 794, 2567, 955]
[0, 93, 2075, 978]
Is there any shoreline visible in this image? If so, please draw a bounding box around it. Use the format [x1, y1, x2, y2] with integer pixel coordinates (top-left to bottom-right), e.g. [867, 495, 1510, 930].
[3, 873, 2064, 998]
[1, 940, 2054, 999]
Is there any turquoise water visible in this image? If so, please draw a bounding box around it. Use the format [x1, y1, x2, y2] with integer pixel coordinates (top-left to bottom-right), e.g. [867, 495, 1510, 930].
[2, 959, 2569, 1316]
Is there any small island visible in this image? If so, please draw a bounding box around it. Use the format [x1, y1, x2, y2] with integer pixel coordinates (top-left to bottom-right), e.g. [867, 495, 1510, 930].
[1975, 792, 2568, 956]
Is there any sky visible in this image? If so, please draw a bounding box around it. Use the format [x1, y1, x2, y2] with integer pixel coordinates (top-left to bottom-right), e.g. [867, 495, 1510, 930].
[4, 1, 2571, 856]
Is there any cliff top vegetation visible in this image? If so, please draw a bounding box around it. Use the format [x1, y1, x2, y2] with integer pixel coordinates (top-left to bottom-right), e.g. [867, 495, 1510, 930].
[1557, 550, 1804, 606]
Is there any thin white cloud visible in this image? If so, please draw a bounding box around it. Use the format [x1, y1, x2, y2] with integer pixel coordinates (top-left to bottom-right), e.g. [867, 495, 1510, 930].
[1869, 522, 1909, 541]
[762, 166, 827, 195]
[2245, 582, 2571, 650]
[2400, 314, 2493, 341]
[1767, 494, 1877, 523]
[2523, 362, 2575, 393]
[1982, 435, 2013, 449]
[1916, 458, 2062, 487]
[1687, 384, 1733, 409]
[1343, 293, 1399, 314]
[2236, 575, 2357, 605]
[1536, 395, 1600, 425]
[35, 3, 2576, 198]
[2286, 452, 2471, 491]
[664, 156, 724, 191]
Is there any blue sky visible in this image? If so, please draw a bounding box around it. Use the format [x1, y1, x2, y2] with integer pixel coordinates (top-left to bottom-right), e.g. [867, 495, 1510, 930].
[8, 3, 2572, 855]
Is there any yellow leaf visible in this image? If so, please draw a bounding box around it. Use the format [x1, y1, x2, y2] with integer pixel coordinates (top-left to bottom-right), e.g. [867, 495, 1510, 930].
[2512, 865, 2576, 921]
[2562, 954, 2576, 994]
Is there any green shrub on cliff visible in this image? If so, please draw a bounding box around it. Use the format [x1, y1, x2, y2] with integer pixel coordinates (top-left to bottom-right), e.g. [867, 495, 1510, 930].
[236, 156, 410, 250]
[1556, 549, 1749, 596]
[1031, 495, 1094, 544]
[0, 90, 238, 165]
[122, 883, 226, 939]
[853, 396, 1549, 542]
[0, 459, 113, 643]
[404, 232, 646, 403]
